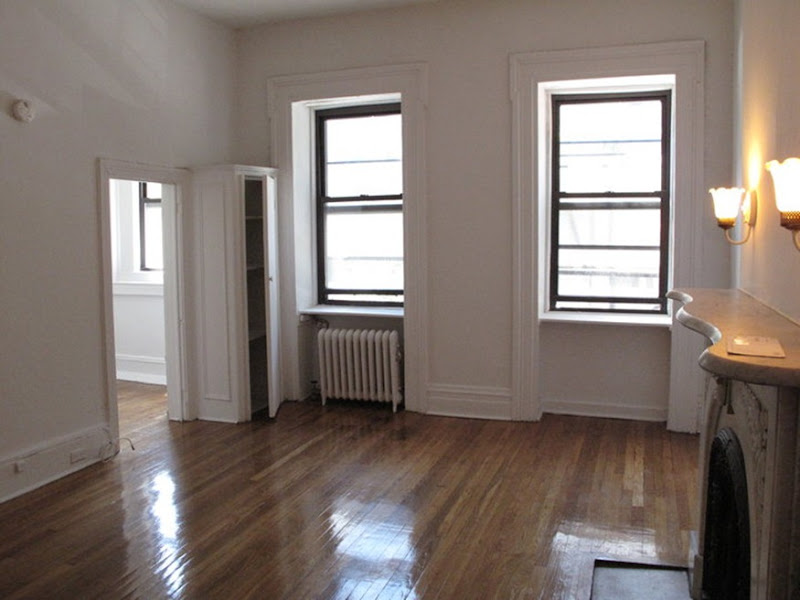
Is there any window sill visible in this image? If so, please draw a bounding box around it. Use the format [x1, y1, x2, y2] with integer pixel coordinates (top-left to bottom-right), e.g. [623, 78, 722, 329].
[539, 310, 672, 327]
[301, 305, 404, 318]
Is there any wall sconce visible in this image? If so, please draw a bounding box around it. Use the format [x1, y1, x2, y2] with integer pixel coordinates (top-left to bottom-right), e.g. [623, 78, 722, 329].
[766, 158, 800, 251]
[710, 187, 757, 245]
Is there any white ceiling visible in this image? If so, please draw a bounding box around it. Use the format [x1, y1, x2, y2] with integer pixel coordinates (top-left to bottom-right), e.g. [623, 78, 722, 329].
[173, 0, 439, 28]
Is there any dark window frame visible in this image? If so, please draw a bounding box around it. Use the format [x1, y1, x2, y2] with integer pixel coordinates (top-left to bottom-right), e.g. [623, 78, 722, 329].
[549, 90, 672, 314]
[138, 182, 162, 272]
[315, 102, 403, 306]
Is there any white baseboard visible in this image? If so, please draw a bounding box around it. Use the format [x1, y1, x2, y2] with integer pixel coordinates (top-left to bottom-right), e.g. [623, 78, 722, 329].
[0, 425, 112, 503]
[116, 353, 166, 385]
[541, 397, 667, 422]
[426, 384, 513, 420]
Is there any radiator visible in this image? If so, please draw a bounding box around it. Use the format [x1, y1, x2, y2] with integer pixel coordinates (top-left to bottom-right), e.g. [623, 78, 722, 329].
[317, 328, 402, 412]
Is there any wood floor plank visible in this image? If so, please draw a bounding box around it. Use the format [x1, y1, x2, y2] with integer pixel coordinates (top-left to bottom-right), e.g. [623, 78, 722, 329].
[0, 385, 699, 599]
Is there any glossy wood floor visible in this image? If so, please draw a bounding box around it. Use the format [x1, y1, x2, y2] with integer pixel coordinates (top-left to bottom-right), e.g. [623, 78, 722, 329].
[0, 383, 698, 599]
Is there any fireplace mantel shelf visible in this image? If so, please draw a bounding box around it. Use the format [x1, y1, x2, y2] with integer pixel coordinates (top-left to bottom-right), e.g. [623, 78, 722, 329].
[668, 288, 800, 389]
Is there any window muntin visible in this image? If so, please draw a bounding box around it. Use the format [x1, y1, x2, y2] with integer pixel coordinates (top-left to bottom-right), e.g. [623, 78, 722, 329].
[550, 91, 671, 314]
[139, 182, 163, 271]
[316, 103, 403, 306]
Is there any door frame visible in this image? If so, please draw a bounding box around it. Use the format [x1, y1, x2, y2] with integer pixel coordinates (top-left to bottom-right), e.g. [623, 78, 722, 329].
[98, 159, 191, 444]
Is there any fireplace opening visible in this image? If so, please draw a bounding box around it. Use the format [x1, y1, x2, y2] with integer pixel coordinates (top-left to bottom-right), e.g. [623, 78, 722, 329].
[702, 427, 751, 600]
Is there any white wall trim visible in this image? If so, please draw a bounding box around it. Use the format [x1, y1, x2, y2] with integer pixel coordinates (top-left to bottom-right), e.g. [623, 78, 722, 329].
[510, 41, 706, 426]
[116, 353, 167, 385]
[0, 425, 111, 504]
[267, 63, 429, 413]
[98, 159, 191, 435]
[113, 282, 164, 297]
[541, 397, 668, 422]
[427, 384, 513, 421]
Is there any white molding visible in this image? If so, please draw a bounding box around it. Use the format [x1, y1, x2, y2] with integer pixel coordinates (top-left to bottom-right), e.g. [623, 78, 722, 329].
[98, 158, 191, 433]
[113, 282, 164, 297]
[0, 425, 111, 503]
[116, 353, 167, 385]
[426, 384, 513, 421]
[667, 318, 710, 432]
[510, 41, 706, 425]
[539, 311, 672, 327]
[267, 63, 429, 413]
[541, 397, 668, 422]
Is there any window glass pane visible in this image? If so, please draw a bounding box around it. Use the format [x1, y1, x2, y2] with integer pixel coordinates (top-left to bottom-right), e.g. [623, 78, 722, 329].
[144, 182, 162, 199]
[559, 100, 663, 194]
[324, 201, 403, 292]
[557, 248, 660, 298]
[325, 113, 402, 197]
[559, 207, 661, 247]
[143, 202, 163, 270]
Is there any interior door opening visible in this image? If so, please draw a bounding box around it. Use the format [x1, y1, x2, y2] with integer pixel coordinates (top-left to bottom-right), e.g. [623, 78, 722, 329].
[99, 160, 189, 448]
[109, 179, 171, 422]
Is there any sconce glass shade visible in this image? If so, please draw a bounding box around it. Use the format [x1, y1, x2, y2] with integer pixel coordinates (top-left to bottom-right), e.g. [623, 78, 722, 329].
[710, 187, 746, 229]
[766, 158, 800, 229]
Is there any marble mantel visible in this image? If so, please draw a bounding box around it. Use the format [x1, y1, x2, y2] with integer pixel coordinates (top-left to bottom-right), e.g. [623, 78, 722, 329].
[668, 288, 800, 388]
[669, 288, 800, 600]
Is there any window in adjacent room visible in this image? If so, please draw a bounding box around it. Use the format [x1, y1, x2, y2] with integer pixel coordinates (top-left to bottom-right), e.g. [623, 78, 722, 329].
[139, 182, 163, 271]
[315, 103, 403, 306]
[549, 90, 671, 314]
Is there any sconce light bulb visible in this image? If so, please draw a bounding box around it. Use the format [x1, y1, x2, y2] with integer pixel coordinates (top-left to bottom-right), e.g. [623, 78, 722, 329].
[710, 187, 745, 230]
[766, 158, 800, 230]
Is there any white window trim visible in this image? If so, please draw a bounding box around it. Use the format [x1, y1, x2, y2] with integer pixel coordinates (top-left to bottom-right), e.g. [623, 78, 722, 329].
[267, 64, 428, 410]
[510, 41, 705, 421]
[301, 305, 403, 319]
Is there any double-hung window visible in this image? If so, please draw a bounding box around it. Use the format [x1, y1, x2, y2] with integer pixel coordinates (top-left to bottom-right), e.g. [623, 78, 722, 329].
[315, 103, 403, 306]
[550, 91, 671, 314]
[139, 182, 163, 272]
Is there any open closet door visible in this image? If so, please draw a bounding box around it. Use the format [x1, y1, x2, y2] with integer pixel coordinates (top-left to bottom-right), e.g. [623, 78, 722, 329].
[265, 173, 283, 418]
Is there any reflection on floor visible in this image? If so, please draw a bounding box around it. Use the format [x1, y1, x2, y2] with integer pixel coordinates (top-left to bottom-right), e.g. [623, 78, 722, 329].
[591, 560, 691, 600]
[0, 386, 699, 599]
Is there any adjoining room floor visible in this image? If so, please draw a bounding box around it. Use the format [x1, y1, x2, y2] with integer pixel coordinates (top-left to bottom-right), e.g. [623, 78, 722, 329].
[0, 384, 698, 599]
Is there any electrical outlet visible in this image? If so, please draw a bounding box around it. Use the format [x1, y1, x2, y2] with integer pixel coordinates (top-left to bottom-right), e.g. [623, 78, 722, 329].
[70, 449, 88, 464]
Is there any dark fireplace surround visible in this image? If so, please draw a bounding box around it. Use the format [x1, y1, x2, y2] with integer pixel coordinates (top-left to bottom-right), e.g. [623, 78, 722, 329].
[702, 427, 750, 599]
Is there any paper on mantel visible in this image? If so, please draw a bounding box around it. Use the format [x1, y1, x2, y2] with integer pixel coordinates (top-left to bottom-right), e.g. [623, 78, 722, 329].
[726, 335, 786, 358]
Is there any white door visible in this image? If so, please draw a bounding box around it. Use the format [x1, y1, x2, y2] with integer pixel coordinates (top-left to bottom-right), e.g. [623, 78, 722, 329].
[265, 173, 283, 418]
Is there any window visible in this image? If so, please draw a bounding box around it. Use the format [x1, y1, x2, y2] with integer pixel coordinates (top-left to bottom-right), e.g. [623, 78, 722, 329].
[549, 91, 671, 314]
[315, 103, 403, 306]
[139, 182, 163, 271]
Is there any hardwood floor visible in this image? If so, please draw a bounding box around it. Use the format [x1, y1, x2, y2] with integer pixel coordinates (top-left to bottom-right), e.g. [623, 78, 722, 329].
[0, 385, 698, 599]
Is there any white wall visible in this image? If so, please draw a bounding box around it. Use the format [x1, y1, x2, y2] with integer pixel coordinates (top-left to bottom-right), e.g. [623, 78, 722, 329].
[0, 0, 235, 501]
[736, 0, 800, 321]
[236, 0, 735, 419]
[113, 287, 167, 384]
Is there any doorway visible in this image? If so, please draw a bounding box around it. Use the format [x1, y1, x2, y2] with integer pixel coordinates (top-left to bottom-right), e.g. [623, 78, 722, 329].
[99, 160, 189, 447]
